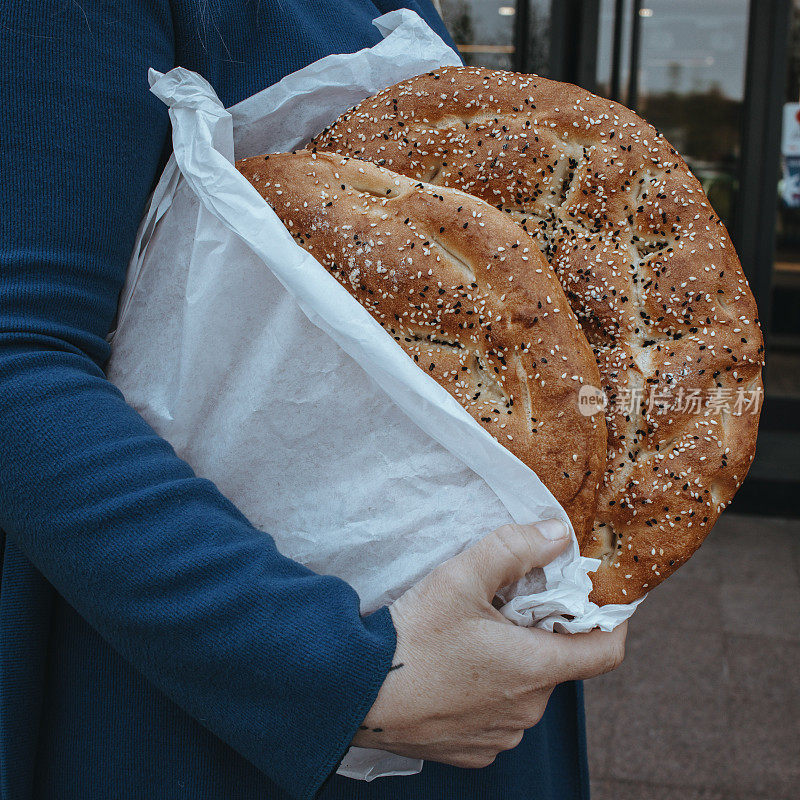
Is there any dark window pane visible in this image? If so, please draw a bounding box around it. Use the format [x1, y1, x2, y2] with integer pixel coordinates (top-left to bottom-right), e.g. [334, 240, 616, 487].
[438, 0, 551, 73]
[597, 0, 749, 231]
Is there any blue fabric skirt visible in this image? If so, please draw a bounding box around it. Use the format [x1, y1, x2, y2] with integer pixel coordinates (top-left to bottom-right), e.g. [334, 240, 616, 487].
[29, 592, 589, 800]
[321, 681, 590, 800]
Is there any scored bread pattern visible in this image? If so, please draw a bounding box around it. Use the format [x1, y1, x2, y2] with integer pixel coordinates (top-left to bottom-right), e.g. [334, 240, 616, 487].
[312, 66, 764, 605]
[236, 151, 608, 545]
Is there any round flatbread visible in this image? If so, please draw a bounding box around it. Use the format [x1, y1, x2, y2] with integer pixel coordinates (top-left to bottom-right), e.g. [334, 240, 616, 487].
[312, 66, 764, 604]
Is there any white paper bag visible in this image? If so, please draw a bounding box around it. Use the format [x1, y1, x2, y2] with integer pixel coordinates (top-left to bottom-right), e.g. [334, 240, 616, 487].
[107, 10, 640, 781]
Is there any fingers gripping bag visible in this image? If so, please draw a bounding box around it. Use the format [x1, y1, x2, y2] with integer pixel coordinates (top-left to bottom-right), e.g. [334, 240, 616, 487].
[107, 10, 640, 781]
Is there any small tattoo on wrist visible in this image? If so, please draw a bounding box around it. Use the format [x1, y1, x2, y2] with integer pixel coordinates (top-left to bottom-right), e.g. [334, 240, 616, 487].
[387, 662, 405, 672]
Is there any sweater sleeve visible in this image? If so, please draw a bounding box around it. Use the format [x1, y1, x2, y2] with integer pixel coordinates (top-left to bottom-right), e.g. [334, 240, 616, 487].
[0, 3, 396, 798]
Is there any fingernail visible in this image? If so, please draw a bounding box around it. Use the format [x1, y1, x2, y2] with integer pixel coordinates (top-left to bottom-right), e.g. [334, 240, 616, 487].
[536, 518, 569, 540]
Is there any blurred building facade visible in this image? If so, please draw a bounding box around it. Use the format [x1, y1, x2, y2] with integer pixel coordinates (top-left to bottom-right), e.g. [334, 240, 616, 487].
[437, 0, 800, 514]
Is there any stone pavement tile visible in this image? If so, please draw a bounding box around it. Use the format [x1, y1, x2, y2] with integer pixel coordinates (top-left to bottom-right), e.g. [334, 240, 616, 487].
[719, 581, 800, 640]
[792, 530, 800, 580]
[591, 778, 796, 800]
[701, 514, 800, 588]
[711, 513, 799, 542]
[584, 688, 619, 781]
[600, 713, 731, 789]
[583, 514, 800, 798]
[632, 574, 722, 633]
[596, 621, 726, 729]
[590, 779, 725, 800]
[724, 634, 800, 718]
[586, 622, 732, 788]
[722, 634, 800, 798]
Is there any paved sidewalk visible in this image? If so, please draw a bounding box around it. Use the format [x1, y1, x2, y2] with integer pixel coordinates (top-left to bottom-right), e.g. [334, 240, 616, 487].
[585, 513, 800, 800]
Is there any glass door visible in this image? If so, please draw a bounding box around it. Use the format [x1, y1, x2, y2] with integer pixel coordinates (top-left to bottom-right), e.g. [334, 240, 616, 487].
[771, 1, 800, 399]
[438, 0, 552, 73]
[596, 0, 750, 232]
[436, 0, 799, 512]
[587, 0, 799, 511]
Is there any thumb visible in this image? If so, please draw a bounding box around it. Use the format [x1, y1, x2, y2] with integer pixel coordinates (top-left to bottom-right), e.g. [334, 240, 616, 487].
[449, 520, 570, 601]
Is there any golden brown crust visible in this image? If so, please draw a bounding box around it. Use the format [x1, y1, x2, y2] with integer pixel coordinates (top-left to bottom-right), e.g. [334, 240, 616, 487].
[311, 66, 765, 605]
[237, 150, 607, 544]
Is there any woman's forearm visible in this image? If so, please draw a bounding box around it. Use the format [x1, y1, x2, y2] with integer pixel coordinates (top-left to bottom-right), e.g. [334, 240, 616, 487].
[0, 3, 396, 797]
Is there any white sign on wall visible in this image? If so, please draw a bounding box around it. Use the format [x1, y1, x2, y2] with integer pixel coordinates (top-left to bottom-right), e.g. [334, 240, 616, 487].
[782, 102, 800, 156]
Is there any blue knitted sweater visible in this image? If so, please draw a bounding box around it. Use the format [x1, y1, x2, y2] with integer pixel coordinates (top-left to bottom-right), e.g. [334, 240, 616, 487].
[0, 2, 588, 798]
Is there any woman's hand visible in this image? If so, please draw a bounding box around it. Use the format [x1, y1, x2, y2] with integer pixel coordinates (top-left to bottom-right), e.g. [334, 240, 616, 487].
[352, 520, 627, 767]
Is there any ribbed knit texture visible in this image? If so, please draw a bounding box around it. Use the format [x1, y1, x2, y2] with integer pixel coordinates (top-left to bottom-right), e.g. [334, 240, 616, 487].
[0, 2, 588, 799]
